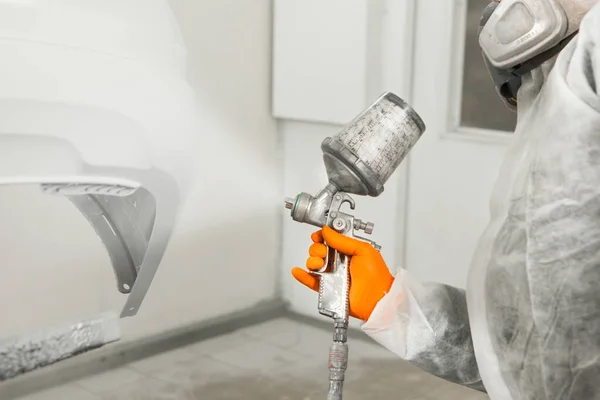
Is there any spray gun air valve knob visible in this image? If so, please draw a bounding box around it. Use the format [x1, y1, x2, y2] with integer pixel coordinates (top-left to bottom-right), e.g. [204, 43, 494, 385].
[354, 219, 375, 234]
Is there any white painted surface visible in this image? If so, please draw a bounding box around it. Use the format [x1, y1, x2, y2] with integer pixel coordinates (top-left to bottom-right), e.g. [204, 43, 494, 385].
[0, 0, 279, 342]
[405, 0, 511, 288]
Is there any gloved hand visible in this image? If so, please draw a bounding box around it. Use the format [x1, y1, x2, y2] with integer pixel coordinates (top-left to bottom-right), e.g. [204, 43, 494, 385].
[291, 226, 395, 322]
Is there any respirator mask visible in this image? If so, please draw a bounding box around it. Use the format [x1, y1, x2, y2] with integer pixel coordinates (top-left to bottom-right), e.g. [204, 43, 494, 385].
[478, 0, 597, 110]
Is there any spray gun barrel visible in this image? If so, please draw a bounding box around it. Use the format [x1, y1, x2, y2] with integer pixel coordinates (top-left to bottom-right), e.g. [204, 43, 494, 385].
[284, 92, 425, 399]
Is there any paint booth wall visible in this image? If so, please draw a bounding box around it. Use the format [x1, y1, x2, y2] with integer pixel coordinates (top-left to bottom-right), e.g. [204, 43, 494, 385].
[0, 0, 280, 342]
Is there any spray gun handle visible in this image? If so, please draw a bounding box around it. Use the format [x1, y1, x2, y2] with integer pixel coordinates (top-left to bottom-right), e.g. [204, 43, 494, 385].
[316, 213, 380, 320]
[312, 243, 351, 320]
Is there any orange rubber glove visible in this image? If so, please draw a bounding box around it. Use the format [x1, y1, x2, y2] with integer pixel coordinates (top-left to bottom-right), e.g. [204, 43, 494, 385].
[291, 226, 395, 322]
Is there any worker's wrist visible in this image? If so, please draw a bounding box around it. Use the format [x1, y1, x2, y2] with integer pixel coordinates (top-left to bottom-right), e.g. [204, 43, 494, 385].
[361, 268, 434, 360]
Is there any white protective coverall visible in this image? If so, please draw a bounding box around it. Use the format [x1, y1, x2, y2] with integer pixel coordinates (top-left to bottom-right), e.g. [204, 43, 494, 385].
[361, 2, 600, 399]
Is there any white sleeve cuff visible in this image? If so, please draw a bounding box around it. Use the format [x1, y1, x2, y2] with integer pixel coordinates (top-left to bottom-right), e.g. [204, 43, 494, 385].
[360, 268, 435, 360]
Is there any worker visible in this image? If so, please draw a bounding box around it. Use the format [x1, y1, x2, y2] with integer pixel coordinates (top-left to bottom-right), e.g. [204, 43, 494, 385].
[291, 0, 600, 398]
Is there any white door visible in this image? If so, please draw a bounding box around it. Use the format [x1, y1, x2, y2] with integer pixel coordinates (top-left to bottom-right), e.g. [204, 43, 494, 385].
[404, 0, 516, 288]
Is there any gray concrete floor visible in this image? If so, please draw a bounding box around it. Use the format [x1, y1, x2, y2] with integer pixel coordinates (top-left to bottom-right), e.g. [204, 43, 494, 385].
[15, 318, 488, 399]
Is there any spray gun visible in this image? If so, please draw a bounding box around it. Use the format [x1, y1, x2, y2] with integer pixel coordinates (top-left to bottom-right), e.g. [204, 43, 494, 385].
[283, 92, 426, 400]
